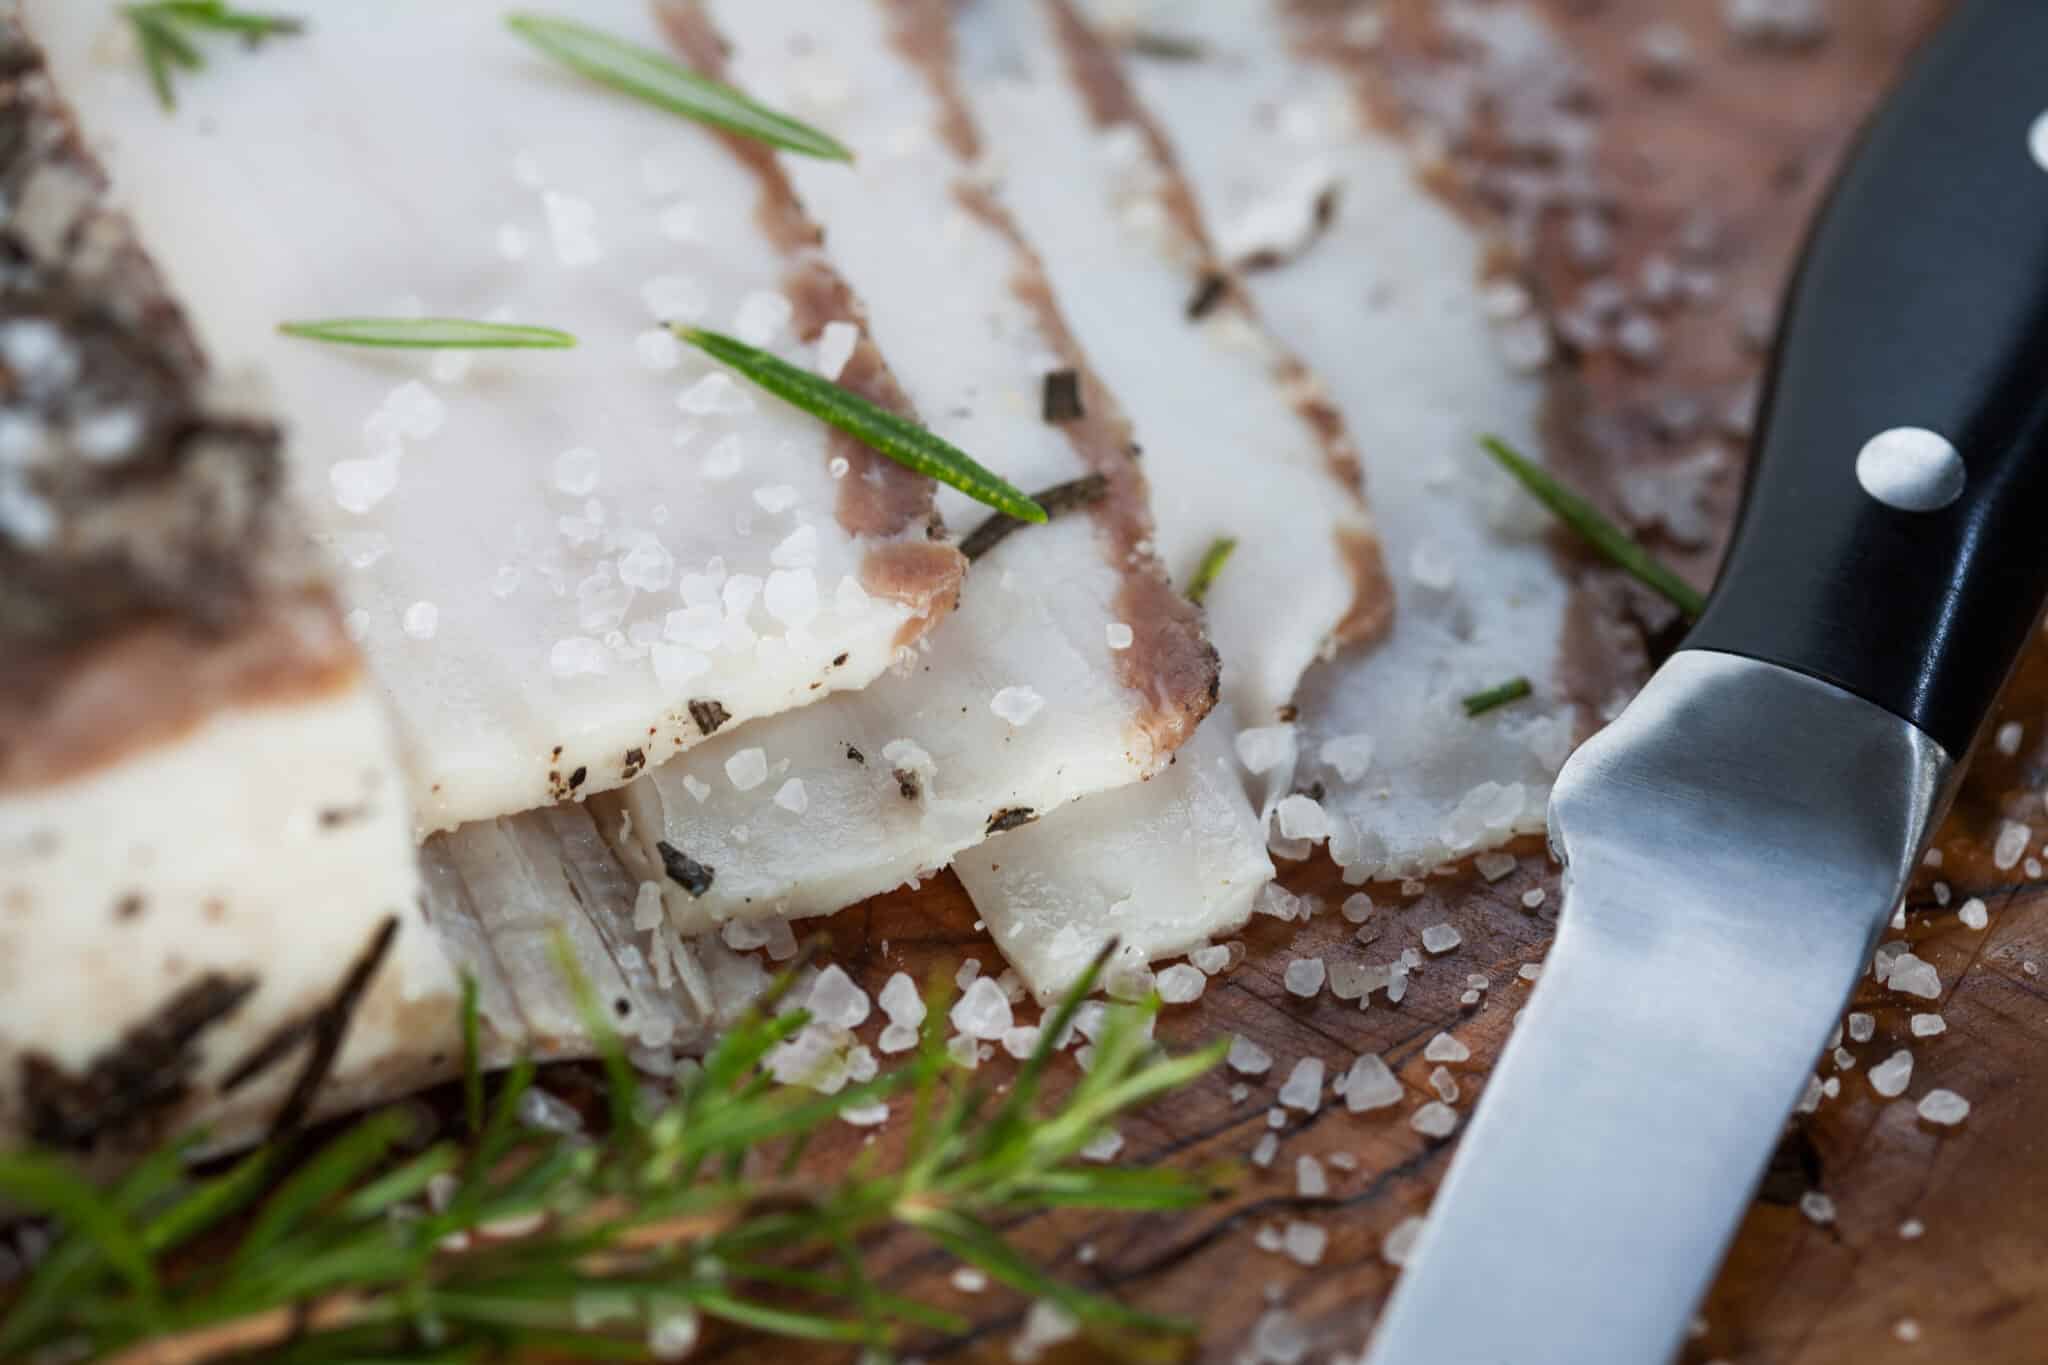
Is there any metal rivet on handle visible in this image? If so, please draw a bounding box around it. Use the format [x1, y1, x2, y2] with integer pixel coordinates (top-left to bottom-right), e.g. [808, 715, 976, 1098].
[2031, 111, 2048, 172]
[1856, 427, 1964, 512]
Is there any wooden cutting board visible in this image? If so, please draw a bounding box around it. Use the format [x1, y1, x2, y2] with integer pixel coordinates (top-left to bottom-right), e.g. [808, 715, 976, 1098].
[732, 2, 2048, 1361]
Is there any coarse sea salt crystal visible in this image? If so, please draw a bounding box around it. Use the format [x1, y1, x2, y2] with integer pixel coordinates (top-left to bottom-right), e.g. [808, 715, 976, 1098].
[1276, 794, 1330, 841]
[806, 965, 869, 1029]
[1995, 820, 2030, 870]
[721, 918, 770, 951]
[1996, 721, 2023, 755]
[1846, 1012, 1875, 1043]
[725, 748, 768, 791]
[878, 971, 924, 1026]
[1105, 621, 1135, 650]
[1320, 733, 1374, 782]
[401, 601, 438, 640]
[878, 1022, 918, 1054]
[771, 524, 818, 569]
[1296, 1155, 1328, 1198]
[549, 636, 608, 678]
[1382, 1216, 1426, 1266]
[1192, 944, 1235, 974]
[1424, 1033, 1470, 1064]
[1328, 961, 1373, 1000]
[1001, 1026, 1040, 1059]
[552, 447, 601, 496]
[1228, 1035, 1273, 1075]
[1011, 1300, 1078, 1364]
[1251, 1132, 1280, 1167]
[951, 976, 1014, 1040]
[635, 328, 682, 371]
[1800, 1191, 1836, 1225]
[1235, 724, 1297, 775]
[678, 372, 752, 416]
[1341, 893, 1374, 924]
[1279, 1057, 1325, 1112]
[816, 320, 859, 381]
[1430, 1067, 1459, 1103]
[1157, 964, 1207, 1003]
[1420, 923, 1463, 955]
[733, 290, 793, 347]
[681, 774, 711, 803]
[1282, 1222, 1327, 1267]
[990, 685, 1047, 727]
[1910, 1013, 1946, 1037]
[1887, 954, 1942, 1000]
[1081, 1129, 1125, 1163]
[1474, 851, 1517, 883]
[651, 643, 709, 692]
[1917, 1089, 1970, 1125]
[331, 451, 400, 514]
[543, 191, 601, 266]
[1959, 898, 1989, 930]
[1410, 1102, 1458, 1139]
[763, 570, 819, 628]
[1870, 1049, 1914, 1098]
[773, 778, 809, 815]
[700, 434, 744, 480]
[641, 274, 705, 321]
[1283, 958, 1326, 998]
[1522, 888, 1547, 910]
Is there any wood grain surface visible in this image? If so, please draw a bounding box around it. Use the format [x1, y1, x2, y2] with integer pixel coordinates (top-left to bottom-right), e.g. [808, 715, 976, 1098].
[712, 3, 2048, 1361]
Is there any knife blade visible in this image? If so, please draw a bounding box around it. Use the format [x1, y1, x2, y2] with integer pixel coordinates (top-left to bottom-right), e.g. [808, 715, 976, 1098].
[1364, 2, 2048, 1361]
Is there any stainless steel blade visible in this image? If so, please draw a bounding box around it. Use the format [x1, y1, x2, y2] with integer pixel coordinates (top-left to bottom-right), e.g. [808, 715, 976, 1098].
[1362, 651, 1952, 1365]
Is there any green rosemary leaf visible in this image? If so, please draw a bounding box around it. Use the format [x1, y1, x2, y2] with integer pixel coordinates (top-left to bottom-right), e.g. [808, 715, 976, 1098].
[1480, 436, 1706, 617]
[122, 3, 301, 111]
[0, 1152, 161, 1314]
[278, 317, 577, 350]
[338, 1143, 461, 1220]
[1461, 676, 1533, 717]
[505, 13, 851, 162]
[1185, 535, 1237, 605]
[228, 1109, 412, 1276]
[550, 933, 641, 1142]
[690, 1286, 880, 1344]
[460, 973, 484, 1138]
[677, 327, 1048, 523]
[141, 1147, 276, 1253]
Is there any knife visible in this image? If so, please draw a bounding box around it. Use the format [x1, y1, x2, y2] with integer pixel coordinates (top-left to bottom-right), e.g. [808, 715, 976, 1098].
[1363, 3, 2048, 1362]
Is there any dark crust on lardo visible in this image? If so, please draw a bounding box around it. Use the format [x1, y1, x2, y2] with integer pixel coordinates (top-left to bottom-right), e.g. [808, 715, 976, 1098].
[886, 0, 1220, 759]
[652, 1, 966, 640]
[0, 18, 357, 786]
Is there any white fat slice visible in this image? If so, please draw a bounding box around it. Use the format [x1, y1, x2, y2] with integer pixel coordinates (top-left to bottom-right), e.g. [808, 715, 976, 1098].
[954, 711, 1273, 1001]
[598, 0, 1215, 930]
[946, 0, 1396, 991]
[1086, 0, 1579, 878]
[954, 0, 1387, 725]
[0, 31, 456, 1151]
[24, 0, 962, 834]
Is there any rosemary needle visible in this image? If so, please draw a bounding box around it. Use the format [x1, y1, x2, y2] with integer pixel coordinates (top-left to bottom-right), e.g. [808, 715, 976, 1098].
[678, 326, 1047, 523]
[278, 318, 578, 349]
[506, 13, 852, 162]
[1462, 676, 1533, 717]
[1186, 536, 1238, 605]
[123, 2, 303, 111]
[1480, 435, 1706, 618]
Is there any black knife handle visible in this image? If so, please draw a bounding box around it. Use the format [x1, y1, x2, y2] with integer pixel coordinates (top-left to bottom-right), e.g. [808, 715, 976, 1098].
[1683, 0, 2048, 758]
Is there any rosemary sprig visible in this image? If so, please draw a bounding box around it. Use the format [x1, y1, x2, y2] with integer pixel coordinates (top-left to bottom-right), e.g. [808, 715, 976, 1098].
[278, 318, 578, 350]
[123, 2, 303, 111]
[678, 326, 1048, 523]
[506, 13, 851, 162]
[0, 948, 1221, 1362]
[1186, 536, 1238, 605]
[1462, 676, 1532, 717]
[1480, 436, 1706, 617]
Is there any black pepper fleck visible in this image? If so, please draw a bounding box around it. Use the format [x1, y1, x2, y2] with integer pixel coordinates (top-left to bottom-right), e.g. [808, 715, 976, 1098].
[689, 699, 731, 736]
[1041, 368, 1084, 423]
[658, 840, 716, 897]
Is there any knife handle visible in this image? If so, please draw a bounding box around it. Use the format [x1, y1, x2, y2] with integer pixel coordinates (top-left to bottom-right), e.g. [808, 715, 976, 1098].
[1683, 0, 2048, 759]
